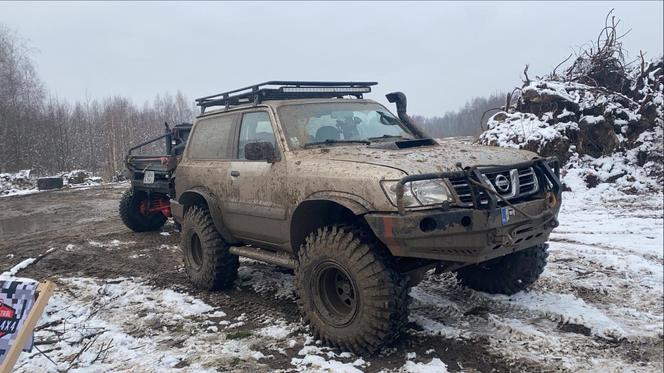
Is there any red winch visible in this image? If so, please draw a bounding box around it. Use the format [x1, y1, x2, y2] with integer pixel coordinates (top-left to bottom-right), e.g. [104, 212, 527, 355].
[138, 196, 171, 217]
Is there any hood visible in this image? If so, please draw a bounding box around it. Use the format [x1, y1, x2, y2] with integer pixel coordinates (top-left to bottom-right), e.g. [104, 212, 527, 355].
[292, 138, 538, 175]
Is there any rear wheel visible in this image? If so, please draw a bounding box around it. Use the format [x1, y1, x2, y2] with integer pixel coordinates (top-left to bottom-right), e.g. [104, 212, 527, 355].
[456, 244, 549, 295]
[180, 205, 238, 290]
[296, 225, 409, 354]
[119, 189, 167, 232]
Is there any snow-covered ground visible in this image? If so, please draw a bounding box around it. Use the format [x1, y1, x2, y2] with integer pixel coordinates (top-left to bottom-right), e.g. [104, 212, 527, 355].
[0, 170, 104, 197]
[6, 183, 663, 372]
[0, 170, 38, 197]
[410, 184, 663, 371]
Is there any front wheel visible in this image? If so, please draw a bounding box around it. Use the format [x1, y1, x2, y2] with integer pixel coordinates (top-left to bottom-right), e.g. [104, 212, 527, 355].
[456, 244, 549, 295]
[296, 225, 409, 354]
[119, 189, 167, 232]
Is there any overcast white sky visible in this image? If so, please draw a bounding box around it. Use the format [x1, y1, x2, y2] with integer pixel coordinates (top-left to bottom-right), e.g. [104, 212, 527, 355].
[1, 1, 662, 116]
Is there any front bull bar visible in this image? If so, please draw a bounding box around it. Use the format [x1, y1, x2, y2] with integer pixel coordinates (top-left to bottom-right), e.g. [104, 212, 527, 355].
[395, 157, 561, 215]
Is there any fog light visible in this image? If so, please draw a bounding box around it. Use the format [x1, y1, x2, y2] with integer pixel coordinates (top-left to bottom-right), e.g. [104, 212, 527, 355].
[546, 192, 558, 208]
[419, 217, 437, 232]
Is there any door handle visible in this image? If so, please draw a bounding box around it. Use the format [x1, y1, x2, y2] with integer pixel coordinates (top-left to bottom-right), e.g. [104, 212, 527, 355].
[230, 170, 240, 177]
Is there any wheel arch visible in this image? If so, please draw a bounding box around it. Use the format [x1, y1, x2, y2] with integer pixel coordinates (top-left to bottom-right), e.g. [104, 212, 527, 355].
[289, 193, 373, 254]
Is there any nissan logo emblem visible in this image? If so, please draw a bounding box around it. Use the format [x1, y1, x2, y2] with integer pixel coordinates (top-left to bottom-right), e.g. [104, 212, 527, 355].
[494, 174, 511, 192]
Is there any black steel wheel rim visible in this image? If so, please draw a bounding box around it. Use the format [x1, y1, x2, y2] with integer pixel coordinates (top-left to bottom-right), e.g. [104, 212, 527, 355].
[312, 261, 359, 327]
[190, 233, 203, 270]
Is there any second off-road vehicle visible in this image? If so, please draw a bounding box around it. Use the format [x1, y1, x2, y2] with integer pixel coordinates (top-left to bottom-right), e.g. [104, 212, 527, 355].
[119, 122, 191, 232]
[171, 81, 562, 353]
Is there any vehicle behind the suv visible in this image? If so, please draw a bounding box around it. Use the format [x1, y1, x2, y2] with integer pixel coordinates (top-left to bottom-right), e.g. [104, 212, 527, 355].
[119, 122, 191, 232]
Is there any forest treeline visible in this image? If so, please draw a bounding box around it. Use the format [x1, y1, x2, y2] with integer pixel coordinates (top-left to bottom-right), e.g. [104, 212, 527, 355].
[1, 24, 501, 177]
[412, 93, 506, 138]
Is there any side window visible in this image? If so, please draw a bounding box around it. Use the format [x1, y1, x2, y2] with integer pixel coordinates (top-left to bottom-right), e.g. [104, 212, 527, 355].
[187, 114, 237, 159]
[238, 112, 277, 160]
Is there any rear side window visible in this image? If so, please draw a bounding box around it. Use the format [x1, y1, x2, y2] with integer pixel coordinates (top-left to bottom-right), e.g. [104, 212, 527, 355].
[187, 114, 237, 159]
[238, 111, 277, 160]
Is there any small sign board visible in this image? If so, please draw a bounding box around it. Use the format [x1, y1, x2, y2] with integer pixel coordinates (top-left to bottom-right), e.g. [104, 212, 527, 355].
[0, 279, 55, 373]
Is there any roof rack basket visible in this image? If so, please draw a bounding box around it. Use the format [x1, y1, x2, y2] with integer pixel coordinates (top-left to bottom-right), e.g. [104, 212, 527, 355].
[195, 81, 377, 113]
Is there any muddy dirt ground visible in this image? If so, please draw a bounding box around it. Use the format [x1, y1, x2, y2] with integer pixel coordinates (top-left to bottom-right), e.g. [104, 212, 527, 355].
[0, 184, 514, 372]
[1, 184, 662, 372]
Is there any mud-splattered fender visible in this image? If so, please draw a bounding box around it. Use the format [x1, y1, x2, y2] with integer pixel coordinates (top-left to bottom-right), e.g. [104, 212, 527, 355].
[178, 186, 238, 244]
[300, 191, 375, 215]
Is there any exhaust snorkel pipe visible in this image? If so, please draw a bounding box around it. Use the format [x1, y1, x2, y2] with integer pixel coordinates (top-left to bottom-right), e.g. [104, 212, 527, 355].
[386, 92, 429, 139]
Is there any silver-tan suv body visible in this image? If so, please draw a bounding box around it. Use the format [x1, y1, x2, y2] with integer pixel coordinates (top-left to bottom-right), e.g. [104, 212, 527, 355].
[169, 81, 562, 353]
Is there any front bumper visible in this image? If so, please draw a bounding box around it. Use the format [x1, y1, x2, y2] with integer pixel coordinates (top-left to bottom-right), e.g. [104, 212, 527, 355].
[365, 198, 560, 263]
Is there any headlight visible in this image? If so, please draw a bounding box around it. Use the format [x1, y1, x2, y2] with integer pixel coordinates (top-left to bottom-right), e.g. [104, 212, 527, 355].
[381, 179, 453, 208]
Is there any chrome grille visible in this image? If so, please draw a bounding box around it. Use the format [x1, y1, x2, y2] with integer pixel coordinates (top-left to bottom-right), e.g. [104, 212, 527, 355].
[449, 166, 539, 206]
[517, 167, 538, 194]
[448, 178, 474, 205]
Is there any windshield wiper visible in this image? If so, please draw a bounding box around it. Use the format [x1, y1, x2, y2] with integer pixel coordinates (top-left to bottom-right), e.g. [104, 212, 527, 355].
[303, 139, 370, 148]
[367, 135, 413, 142]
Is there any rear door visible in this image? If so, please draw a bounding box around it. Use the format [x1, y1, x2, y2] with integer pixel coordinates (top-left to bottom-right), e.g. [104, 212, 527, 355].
[224, 110, 289, 248]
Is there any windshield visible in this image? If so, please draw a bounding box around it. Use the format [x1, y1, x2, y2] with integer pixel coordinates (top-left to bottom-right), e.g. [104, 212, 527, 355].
[277, 102, 414, 149]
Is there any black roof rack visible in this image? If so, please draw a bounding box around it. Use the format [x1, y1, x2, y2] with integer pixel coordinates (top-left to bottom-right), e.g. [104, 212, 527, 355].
[195, 81, 377, 113]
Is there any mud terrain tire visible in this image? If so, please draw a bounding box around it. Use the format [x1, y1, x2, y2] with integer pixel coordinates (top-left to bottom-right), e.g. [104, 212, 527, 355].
[296, 225, 408, 354]
[456, 244, 549, 295]
[181, 205, 238, 290]
[119, 189, 167, 232]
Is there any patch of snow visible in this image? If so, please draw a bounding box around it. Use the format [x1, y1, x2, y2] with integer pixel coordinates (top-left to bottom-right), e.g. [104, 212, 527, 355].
[291, 354, 364, 373]
[402, 358, 448, 373]
[88, 240, 136, 250]
[493, 291, 626, 340]
[0, 170, 37, 197]
[1, 257, 36, 277]
[238, 259, 296, 300]
[256, 320, 295, 340]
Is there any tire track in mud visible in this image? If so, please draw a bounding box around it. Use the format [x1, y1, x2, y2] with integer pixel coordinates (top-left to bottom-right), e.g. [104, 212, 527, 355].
[548, 236, 663, 263]
[409, 266, 662, 372]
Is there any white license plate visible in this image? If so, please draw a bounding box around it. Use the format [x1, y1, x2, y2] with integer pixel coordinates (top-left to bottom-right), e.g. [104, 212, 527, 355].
[143, 171, 155, 184]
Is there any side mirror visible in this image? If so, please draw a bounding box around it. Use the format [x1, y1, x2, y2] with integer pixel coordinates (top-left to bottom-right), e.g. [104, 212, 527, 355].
[245, 142, 277, 163]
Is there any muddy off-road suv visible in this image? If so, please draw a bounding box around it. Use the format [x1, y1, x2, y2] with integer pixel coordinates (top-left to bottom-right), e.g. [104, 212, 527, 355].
[169, 81, 562, 353]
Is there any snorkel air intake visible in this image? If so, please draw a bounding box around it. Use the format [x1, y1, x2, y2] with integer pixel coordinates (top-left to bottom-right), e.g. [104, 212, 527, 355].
[386, 92, 429, 139]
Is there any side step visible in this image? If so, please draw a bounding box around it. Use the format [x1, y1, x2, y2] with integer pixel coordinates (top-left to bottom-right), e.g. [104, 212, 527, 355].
[229, 246, 297, 269]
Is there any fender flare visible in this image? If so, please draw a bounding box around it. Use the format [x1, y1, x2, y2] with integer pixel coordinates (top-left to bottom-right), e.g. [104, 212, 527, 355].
[178, 187, 237, 244]
[300, 191, 375, 215]
[288, 192, 375, 253]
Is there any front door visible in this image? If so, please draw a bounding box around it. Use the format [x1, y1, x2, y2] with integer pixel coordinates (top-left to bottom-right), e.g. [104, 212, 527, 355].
[223, 110, 289, 248]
